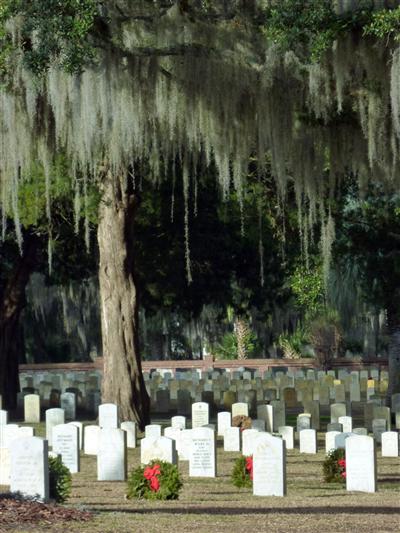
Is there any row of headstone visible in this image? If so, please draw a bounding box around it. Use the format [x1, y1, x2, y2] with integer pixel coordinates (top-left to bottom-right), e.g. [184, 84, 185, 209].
[137, 422, 381, 496]
[20, 368, 389, 389]
[5, 388, 392, 503]
[19, 368, 395, 418]
[326, 430, 399, 457]
[16, 369, 400, 440]
[5, 430, 381, 503]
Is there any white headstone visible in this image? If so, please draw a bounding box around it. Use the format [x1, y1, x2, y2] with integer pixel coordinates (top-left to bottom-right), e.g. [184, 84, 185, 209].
[299, 429, 317, 454]
[353, 427, 368, 436]
[278, 426, 294, 450]
[145, 424, 162, 438]
[242, 428, 260, 456]
[17, 426, 35, 439]
[223, 426, 241, 452]
[1, 424, 20, 449]
[140, 436, 177, 465]
[381, 431, 399, 457]
[45, 408, 65, 446]
[192, 402, 209, 428]
[325, 431, 341, 454]
[164, 427, 182, 455]
[97, 428, 126, 481]
[53, 424, 80, 473]
[189, 427, 216, 477]
[10, 437, 49, 502]
[257, 404, 273, 432]
[68, 421, 83, 450]
[335, 432, 355, 450]
[297, 413, 311, 432]
[232, 402, 249, 418]
[98, 403, 119, 429]
[346, 435, 376, 493]
[121, 421, 137, 448]
[338, 416, 352, 433]
[84, 425, 100, 455]
[171, 416, 186, 430]
[0, 446, 10, 484]
[217, 412, 231, 436]
[0, 410, 8, 425]
[24, 394, 40, 423]
[253, 433, 286, 497]
[179, 429, 193, 460]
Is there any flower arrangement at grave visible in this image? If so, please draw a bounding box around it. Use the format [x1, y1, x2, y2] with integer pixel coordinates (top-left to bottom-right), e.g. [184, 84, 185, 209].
[231, 455, 253, 488]
[126, 460, 183, 500]
[323, 449, 346, 483]
[232, 415, 252, 432]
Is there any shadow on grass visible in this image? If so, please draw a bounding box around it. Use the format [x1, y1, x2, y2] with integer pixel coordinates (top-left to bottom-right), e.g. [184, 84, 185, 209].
[88, 506, 400, 516]
[294, 486, 345, 491]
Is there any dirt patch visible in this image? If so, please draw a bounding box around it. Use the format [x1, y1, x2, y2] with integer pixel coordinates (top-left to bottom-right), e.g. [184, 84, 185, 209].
[0, 493, 92, 532]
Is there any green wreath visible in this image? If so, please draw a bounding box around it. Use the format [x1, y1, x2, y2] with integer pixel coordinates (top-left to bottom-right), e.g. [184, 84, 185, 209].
[48, 456, 72, 503]
[231, 455, 253, 488]
[126, 460, 183, 500]
[323, 448, 346, 483]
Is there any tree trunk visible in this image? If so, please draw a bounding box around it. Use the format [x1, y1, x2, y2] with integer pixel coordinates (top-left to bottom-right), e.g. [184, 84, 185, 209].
[235, 317, 249, 360]
[0, 233, 38, 410]
[97, 171, 150, 430]
[387, 306, 400, 398]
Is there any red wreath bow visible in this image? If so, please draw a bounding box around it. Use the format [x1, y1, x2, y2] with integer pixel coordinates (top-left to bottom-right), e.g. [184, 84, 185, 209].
[337, 458, 346, 479]
[245, 457, 253, 480]
[144, 464, 161, 492]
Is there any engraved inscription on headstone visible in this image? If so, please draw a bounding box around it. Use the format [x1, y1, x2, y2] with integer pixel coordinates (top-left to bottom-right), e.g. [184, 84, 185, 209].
[189, 427, 216, 477]
[346, 435, 376, 493]
[10, 437, 49, 502]
[253, 433, 286, 497]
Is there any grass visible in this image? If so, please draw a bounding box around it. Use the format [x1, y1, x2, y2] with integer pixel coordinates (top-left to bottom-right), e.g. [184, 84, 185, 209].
[1, 420, 399, 532]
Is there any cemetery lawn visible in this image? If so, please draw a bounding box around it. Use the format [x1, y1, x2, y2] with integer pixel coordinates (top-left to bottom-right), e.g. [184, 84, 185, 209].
[2, 422, 399, 533]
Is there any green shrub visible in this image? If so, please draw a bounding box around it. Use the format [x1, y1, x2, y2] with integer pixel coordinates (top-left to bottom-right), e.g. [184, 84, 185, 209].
[212, 328, 259, 360]
[126, 460, 183, 500]
[49, 456, 72, 503]
[278, 326, 310, 359]
[323, 448, 346, 483]
[212, 332, 238, 360]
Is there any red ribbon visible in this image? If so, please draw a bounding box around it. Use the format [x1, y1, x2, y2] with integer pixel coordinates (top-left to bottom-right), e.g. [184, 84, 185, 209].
[337, 458, 346, 480]
[245, 457, 253, 480]
[144, 464, 161, 492]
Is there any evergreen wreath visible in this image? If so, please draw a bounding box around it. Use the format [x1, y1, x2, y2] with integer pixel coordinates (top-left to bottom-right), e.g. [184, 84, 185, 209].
[126, 460, 183, 500]
[323, 448, 346, 483]
[48, 456, 72, 503]
[231, 455, 253, 488]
